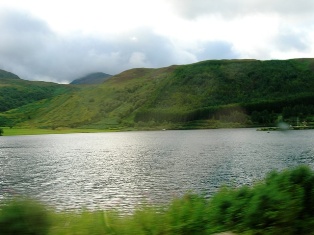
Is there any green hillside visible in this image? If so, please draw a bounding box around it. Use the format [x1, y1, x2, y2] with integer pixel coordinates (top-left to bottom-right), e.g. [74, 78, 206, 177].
[1, 59, 314, 130]
[0, 69, 20, 80]
[135, 59, 314, 126]
[0, 70, 77, 127]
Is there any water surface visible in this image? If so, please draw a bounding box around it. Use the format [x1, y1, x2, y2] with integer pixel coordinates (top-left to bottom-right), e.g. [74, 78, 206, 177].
[1, 129, 313, 211]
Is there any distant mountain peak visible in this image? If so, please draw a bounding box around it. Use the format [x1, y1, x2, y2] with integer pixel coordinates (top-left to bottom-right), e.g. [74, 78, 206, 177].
[0, 69, 20, 79]
[70, 72, 112, 85]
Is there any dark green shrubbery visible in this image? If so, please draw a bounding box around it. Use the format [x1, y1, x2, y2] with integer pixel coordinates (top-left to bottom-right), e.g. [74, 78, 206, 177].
[208, 165, 314, 234]
[0, 197, 50, 235]
[2, 166, 314, 235]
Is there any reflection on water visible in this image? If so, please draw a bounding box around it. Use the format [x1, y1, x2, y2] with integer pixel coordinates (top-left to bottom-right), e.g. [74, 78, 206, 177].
[0, 129, 314, 212]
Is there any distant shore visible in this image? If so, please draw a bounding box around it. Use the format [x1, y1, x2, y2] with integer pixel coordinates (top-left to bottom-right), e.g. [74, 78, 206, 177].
[257, 126, 314, 131]
[2, 124, 314, 136]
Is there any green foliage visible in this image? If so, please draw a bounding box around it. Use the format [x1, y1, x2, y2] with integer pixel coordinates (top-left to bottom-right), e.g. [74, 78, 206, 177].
[47, 195, 210, 235]
[163, 194, 209, 235]
[50, 210, 118, 235]
[208, 165, 314, 234]
[0, 127, 3, 136]
[0, 115, 14, 127]
[0, 197, 50, 235]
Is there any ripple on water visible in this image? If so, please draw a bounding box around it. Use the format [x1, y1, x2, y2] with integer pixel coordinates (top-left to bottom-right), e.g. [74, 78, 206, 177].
[0, 129, 314, 212]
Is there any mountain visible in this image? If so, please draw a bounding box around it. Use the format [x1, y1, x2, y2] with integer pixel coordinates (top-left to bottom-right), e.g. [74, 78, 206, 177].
[70, 72, 112, 85]
[0, 69, 21, 79]
[1, 59, 314, 129]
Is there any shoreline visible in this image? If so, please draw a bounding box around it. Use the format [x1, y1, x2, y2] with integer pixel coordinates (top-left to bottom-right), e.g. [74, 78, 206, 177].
[2, 124, 314, 136]
[0, 127, 113, 136]
[257, 126, 314, 131]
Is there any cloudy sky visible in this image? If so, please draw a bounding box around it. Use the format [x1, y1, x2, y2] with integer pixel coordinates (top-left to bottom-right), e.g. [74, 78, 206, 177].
[0, 0, 313, 83]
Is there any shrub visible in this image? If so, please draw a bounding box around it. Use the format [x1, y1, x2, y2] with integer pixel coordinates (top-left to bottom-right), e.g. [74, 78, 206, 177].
[164, 193, 209, 235]
[0, 197, 50, 235]
[208, 165, 314, 234]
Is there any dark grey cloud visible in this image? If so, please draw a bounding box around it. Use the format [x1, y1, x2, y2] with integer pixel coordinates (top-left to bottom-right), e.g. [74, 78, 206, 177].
[0, 9, 52, 68]
[169, 0, 314, 19]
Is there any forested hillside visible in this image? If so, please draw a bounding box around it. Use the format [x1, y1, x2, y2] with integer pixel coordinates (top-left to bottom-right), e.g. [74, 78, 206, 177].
[135, 59, 314, 126]
[0, 71, 77, 127]
[0, 79, 75, 113]
[1, 59, 314, 130]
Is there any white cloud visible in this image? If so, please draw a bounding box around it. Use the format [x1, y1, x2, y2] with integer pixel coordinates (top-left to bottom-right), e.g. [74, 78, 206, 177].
[129, 52, 149, 67]
[0, 8, 204, 82]
[168, 0, 314, 19]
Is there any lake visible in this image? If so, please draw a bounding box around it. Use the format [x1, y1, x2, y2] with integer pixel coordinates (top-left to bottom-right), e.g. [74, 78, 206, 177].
[0, 128, 314, 212]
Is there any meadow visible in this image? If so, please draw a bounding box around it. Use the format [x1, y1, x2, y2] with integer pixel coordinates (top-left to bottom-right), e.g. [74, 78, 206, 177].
[0, 127, 110, 136]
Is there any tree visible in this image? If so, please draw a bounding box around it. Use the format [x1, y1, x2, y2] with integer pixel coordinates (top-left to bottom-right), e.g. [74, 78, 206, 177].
[0, 128, 3, 136]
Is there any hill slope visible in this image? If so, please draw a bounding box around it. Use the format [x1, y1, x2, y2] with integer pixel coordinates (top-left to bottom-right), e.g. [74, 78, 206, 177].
[0, 70, 78, 126]
[0, 72, 77, 113]
[0, 69, 21, 79]
[1, 59, 314, 129]
[70, 72, 112, 85]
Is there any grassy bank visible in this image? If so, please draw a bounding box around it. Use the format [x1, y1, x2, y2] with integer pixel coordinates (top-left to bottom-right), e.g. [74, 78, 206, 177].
[1, 165, 314, 234]
[0, 120, 251, 136]
[0, 127, 111, 136]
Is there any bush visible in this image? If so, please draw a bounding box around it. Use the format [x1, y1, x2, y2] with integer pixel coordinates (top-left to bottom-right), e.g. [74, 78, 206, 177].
[0, 197, 50, 235]
[164, 193, 209, 235]
[208, 165, 314, 234]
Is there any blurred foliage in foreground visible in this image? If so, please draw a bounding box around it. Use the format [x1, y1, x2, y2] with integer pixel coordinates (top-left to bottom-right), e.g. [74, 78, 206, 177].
[1, 166, 314, 235]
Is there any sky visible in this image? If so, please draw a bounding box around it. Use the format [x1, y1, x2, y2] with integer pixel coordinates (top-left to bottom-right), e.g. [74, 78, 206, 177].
[0, 0, 313, 83]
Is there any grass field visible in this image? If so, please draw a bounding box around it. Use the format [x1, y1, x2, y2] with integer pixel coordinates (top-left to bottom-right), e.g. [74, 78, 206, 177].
[0, 127, 111, 136]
